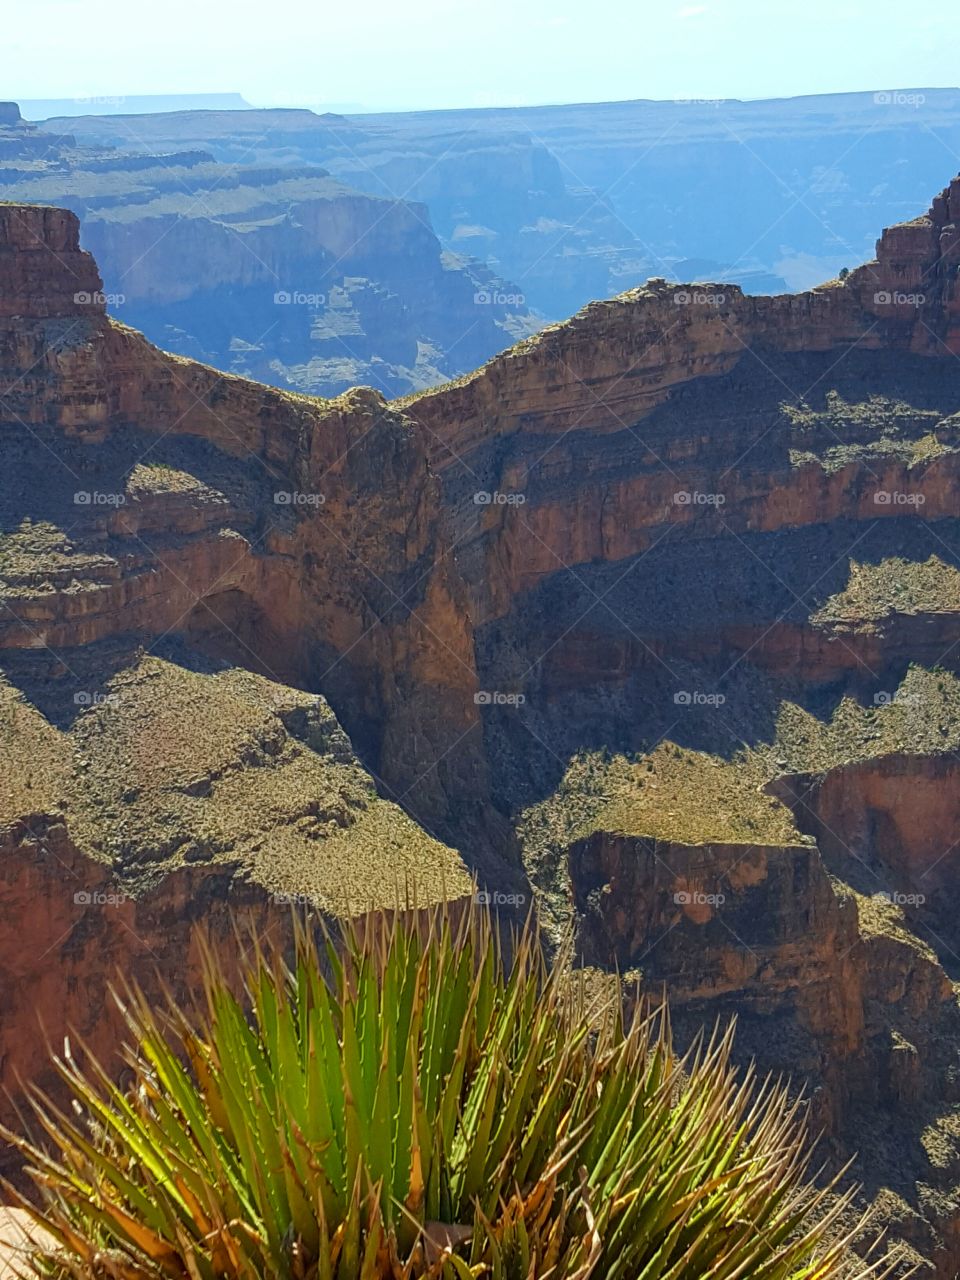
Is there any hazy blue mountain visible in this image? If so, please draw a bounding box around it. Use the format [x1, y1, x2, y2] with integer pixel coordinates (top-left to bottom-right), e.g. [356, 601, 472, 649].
[46, 89, 960, 316]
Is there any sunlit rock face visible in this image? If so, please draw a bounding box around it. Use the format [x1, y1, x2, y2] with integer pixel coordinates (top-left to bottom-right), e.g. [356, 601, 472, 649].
[4, 179, 960, 1271]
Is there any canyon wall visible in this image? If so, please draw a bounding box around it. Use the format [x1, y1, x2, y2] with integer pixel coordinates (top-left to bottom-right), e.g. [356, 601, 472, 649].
[1, 109, 537, 398]
[5, 178, 960, 1269]
[0, 206, 494, 842]
[407, 177, 960, 620]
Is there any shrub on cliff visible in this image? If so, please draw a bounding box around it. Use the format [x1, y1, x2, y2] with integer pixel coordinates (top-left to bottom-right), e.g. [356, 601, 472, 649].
[6, 902, 893, 1280]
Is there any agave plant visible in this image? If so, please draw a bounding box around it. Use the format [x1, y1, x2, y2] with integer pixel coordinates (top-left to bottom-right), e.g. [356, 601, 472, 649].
[5, 900, 896, 1280]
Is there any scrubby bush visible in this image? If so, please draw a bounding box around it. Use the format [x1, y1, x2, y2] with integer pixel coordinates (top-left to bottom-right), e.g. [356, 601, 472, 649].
[6, 903, 893, 1279]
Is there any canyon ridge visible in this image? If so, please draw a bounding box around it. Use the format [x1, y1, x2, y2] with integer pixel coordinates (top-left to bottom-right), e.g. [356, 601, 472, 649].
[3, 174, 960, 1272]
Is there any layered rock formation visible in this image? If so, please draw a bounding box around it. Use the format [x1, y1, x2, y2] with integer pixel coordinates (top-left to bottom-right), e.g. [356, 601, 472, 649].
[0, 204, 482, 1181]
[39, 105, 656, 321]
[0, 206, 495, 835]
[50, 91, 960, 311]
[415, 254, 960, 444]
[5, 178, 960, 1270]
[406, 179, 960, 1273]
[0, 107, 537, 398]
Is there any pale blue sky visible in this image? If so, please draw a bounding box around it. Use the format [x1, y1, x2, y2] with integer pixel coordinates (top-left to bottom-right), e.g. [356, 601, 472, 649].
[4, 0, 959, 113]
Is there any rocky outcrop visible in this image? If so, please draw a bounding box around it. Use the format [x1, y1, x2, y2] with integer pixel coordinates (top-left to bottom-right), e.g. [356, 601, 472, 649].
[0, 205, 503, 853]
[5, 180, 960, 1270]
[570, 832, 866, 1144]
[568, 825, 956, 1096]
[0, 816, 283, 1183]
[571, 833, 865, 1065]
[1, 111, 537, 399]
[565, 824, 960, 1272]
[775, 754, 960, 900]
[0, 205, 102, 318]
[0, 105, 61, 163]
[407, 177, 960, 612]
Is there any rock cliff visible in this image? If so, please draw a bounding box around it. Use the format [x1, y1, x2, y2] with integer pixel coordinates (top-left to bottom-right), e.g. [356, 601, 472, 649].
[1, 108, 537, 398]
[0, 206, 497, 840]
[5, 179, 960, 1270]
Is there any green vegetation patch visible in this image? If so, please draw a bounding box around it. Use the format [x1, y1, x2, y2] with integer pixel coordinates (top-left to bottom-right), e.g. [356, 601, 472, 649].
[4, 903, 887, 1280]
[813, 556, 960, 627]
[0, 654, 468, 913]
[521, 666, 960, 918]
[773, 666, 960, 772]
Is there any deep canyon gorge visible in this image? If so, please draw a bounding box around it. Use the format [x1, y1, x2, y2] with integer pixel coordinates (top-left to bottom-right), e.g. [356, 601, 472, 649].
[4, 151, 960, 1271]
